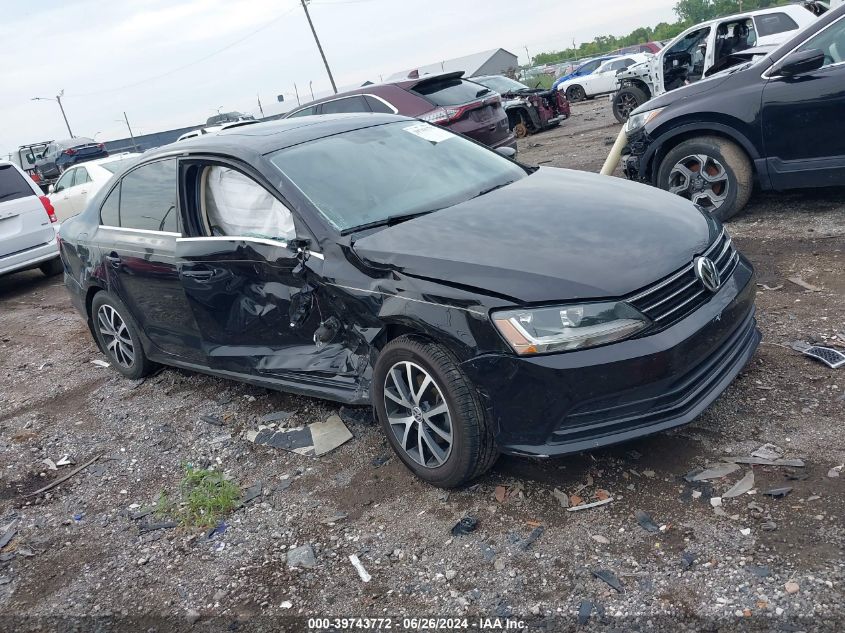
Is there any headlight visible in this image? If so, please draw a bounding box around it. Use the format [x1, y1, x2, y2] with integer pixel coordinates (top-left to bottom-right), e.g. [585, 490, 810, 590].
[492, 302, 650, 355]
[625, 107, 665, 134]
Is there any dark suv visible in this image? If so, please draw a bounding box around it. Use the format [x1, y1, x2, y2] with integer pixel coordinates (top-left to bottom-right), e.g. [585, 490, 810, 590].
[622, 5, 845, 221]
[35, 138, 108, 179]
[285, 72, 517, 152]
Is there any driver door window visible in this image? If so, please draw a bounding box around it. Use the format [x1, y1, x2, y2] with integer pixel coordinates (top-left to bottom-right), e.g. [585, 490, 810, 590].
[202, 166, 296, 242]
[798, 15, 845, 67]
[54, 170, 75, 192]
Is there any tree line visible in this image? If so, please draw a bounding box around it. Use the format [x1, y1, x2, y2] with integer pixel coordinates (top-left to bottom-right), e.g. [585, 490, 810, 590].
[533, 0, 791, 65]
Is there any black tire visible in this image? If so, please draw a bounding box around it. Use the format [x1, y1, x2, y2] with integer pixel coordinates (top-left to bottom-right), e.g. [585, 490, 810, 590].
[566, 85, 586, 102]
[90, 291, 156, 380]
[39, 257, 64, 276]
[656, 136, 753, 222]
[372, 336, 497, 488]
[612, 86, 649, 123]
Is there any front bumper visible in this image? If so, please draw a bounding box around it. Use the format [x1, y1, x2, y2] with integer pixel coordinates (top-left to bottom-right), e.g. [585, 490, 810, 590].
[462, 257, 760, 457]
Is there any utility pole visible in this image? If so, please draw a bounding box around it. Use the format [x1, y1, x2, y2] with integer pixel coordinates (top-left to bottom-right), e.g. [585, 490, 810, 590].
[32, 89, 73, 137]
[257, 94, 265, 118]
[524, 46, 532, 66]
[123, 112, 138, 152]
[293, 83, 301, 106]
[300, 0, 337, 94]
[309, 81, 315, 101]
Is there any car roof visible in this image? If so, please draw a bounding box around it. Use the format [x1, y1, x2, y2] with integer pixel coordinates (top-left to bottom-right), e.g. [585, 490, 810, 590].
[56, 137, 94, 146]
[141, 113, 412, 162]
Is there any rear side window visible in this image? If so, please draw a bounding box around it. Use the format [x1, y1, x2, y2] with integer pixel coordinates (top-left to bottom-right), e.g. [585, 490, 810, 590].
[288, 106, 317, 118]
[0, 164, 34, 202]
[320, 96, 369, 114]
[100, 185, 120, 226]
[115, 159, 179, 233]
[755, 13, 799, 37]
[75, 167, 92, 185]
[365, 96, 394, 113]
[412, 77, 489, 106]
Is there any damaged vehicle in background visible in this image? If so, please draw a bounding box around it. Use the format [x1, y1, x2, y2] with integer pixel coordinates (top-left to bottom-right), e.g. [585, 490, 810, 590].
[555, 54, 651, 103]
[284, 71, 517, 153]
[611, 4, 819, 122]
[59, 114, 760, 487]
[472, 75, 570, 138]
[622, 4, 845, 220]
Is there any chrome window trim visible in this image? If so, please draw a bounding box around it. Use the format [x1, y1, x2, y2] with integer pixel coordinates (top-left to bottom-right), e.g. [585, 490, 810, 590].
[174, 235, 325, 259]
[762, 14, 845, 79]
[98, 225, 181, 237]
[289, 93, 398, 117]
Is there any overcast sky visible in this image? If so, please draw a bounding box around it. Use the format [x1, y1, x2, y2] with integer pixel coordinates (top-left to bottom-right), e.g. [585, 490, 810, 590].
[2, 0, 676, 155]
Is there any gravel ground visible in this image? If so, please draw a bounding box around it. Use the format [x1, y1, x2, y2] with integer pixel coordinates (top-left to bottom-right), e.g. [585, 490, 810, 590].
[1, 100, 843, 632]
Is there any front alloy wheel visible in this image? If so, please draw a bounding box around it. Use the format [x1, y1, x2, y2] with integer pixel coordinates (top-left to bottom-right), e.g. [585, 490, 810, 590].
[384, 361, 453, 468]
[373, 336, 497, 487]
[667, 154, 731, 212]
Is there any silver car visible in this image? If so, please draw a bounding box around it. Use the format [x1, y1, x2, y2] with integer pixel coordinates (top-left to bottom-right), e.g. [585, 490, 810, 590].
[0, 160, 62, 277]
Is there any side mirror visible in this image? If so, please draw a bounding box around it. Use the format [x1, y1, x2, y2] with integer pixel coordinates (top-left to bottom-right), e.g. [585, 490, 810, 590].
[496, 146, 517, 159]
[48, 184, 56, 194]
[774, 49, 825, 77]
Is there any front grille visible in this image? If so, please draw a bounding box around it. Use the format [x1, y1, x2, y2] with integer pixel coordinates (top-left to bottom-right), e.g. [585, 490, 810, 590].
[627, 229, 738, 329]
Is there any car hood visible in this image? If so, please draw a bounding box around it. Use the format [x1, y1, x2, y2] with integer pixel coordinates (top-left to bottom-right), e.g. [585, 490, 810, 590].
[645, 73, 734, 111]
[351, 168, 717, 304]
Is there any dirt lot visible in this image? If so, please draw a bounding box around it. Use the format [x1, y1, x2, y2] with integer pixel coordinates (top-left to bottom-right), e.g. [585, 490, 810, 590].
[1, 100, 843, 632]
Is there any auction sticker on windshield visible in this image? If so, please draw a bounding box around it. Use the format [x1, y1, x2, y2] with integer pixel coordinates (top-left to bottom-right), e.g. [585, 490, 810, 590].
[404, 122, 454, 143]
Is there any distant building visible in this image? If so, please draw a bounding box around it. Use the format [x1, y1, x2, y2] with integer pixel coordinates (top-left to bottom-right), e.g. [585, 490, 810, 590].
[387, 48, 519, 81]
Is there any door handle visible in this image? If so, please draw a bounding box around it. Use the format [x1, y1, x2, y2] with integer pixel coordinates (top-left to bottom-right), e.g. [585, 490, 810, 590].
[80, 190, 88, 195]
[105, 252, 121, 268]
[182, 269, 215, 280]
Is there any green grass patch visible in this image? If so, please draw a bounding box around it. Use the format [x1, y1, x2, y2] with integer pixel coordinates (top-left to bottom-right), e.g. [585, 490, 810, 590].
[156, 464, 240, 528]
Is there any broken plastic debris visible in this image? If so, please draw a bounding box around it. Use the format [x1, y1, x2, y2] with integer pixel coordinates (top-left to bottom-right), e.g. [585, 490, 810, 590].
[567, 497, 613, 512]
[139, 521, 177, 534]
[518, 526, 544, 551]
[591, 534, 610, 544]
[828, 465, 843, 478]
[725, 456, 805, 467]
[90, 359, 110, 368]
[451, 516, 478, 536]
[787, 276, 822, 292]
[494, 486, 507, 503]
[200, 415, 225, 427]
[339, 406, 373, 426]
[763, 487, 793, 498]
[797, 346, 845, 369]
[206, 521, 228, 539]
[577, 600, 593, 625]
[41, 458, 57, 471]
[591, 569, 623, 593]
[259, 410, 293, 424]
[739, 527, 751, 536]
[723, 470, 755, 499]
[240, 482, 262, 505]
[751, 444, 783, 460]
[680, 552, 696, 569]
[349, 554, 372, 582]
[635, 510, 660, 533]
[552, 488, 569, 508]
[691, 463, 740, 481]
[0, 523, 17, 550]
[246, 415, 352, 457]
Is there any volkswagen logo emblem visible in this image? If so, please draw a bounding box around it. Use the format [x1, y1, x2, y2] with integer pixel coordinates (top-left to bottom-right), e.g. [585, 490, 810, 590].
[694, 256, 721, 292]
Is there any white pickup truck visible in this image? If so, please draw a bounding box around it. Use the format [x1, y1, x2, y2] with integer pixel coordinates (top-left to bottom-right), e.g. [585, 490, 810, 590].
[611, 4, 820, 122]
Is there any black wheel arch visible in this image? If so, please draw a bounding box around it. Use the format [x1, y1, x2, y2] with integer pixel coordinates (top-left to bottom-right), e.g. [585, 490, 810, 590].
[643, 122, 762, 187]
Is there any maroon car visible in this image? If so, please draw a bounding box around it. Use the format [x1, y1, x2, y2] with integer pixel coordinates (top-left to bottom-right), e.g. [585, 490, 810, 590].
[285, 72, 517, 153]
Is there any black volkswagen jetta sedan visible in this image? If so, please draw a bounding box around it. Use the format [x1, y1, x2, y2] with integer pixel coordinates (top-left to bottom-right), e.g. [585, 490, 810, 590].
[58, 114, 760, 487]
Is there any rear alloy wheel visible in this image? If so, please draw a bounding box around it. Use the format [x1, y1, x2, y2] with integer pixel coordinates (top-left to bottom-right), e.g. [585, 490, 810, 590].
[657, 136, 753, 222]
[373, 336, 497, 488]
[612, 86, 648, 123]
[39, 257, 64, 276]
[91, 292, 156, 379]
[566, 85, 586, 102]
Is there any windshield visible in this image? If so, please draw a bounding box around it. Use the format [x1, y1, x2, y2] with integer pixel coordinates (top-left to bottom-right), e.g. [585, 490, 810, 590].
[101, 157, 139, 174]
[475, 76, 529, 93]
[269, 121, 527, 232]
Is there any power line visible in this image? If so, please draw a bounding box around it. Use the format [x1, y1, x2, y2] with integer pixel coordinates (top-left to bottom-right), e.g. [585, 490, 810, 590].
[66, 3, 300, 98]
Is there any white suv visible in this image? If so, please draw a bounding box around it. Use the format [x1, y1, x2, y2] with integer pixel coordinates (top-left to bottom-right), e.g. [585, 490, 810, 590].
[0, 160, 62, 277]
